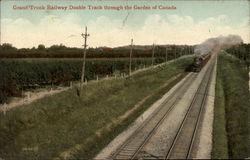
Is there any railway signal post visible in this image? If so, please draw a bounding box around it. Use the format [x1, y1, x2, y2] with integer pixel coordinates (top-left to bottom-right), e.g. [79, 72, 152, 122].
[165, 46, 168, 62]
[80, 26, 90, 95]
[174, 46, 176, 61]
[129, 39, 133, 76]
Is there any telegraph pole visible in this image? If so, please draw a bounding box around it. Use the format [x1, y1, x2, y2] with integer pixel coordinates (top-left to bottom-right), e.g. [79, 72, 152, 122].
[80, 26, 90, 93]
[165, 46, 168, 62]
[0, 0, 1, 46]
[129, 39, 133, 76]
[174, 46, 176, 60]
[152, 43, 155, 65]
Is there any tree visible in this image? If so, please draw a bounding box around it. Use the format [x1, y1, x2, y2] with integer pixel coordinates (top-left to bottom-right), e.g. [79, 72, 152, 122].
[38, 44, 46, 50]
[0, 43, 16, 50]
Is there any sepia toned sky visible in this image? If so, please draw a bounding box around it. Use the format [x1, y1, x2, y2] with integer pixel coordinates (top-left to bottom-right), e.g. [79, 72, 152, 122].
[1, 0, 249, 48]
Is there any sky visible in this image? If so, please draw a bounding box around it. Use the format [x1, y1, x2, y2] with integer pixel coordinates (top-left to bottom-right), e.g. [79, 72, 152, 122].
[1, 0, 249, 48]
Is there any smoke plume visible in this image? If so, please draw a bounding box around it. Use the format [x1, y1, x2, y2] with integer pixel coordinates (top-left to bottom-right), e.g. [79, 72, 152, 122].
[194, 35, 243, 56]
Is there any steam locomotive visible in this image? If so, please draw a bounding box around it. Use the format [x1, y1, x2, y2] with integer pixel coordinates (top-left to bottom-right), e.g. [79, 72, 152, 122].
[191, 53, 211, 72]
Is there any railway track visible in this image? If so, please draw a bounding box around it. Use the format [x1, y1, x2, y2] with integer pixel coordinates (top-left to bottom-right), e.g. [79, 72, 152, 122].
[111, 73, 196, 159]
[165, 60, 215, 159]
[109, 57, 215, 160]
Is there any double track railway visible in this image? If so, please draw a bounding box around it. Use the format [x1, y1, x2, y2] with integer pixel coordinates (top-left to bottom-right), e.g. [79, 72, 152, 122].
[110, 58, 215, 160]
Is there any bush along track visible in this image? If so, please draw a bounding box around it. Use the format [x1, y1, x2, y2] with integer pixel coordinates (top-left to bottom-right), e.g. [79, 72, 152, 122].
[0, 57, 192, 160]
[212, 53, 249, 159]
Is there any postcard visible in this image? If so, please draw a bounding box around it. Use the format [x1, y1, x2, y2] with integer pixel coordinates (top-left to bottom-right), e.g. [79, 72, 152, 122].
[0, 0, 249, 160]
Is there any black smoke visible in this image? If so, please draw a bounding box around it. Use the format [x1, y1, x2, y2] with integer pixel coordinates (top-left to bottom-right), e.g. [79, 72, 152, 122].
[194, 35, 243, 56]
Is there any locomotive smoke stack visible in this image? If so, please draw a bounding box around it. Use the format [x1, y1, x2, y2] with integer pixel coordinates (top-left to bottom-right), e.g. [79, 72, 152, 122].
[194, 35, 243, 56]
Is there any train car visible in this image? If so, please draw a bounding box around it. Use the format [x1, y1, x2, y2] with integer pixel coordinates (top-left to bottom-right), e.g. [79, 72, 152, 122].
[192, 53, 211, 72]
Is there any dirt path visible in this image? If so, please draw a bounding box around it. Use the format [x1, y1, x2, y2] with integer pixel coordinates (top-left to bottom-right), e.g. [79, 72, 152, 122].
[0, 87, 69, 112]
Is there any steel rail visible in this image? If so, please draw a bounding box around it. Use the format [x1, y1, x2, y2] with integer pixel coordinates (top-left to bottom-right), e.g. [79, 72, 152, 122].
[186, 61, 215, 159]
[165, 61, 215, 159]
[112, 73, 196, 160]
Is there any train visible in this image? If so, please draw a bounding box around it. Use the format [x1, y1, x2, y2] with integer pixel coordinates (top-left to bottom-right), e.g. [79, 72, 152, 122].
[192, 53, 211, 72]
[185, 53, 211, 72]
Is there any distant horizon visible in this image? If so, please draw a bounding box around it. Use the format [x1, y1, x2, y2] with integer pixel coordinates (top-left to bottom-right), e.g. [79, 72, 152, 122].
[1, 42, 200, 49]
[2, 39, 248, 50]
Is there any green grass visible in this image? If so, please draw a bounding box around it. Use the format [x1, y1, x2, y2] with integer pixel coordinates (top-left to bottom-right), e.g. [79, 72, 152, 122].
[0, 58, 192, 160]
[212, 67, 229, 159]
[71, 71, 187, 159]
[212, 53, 249, 159]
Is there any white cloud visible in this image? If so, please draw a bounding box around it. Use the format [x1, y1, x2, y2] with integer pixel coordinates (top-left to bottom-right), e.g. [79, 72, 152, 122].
[1, 14, 249, 48]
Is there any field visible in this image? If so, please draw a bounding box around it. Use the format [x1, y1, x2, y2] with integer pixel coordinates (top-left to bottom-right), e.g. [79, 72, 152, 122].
[0, 57, 167, 104]
[0, 57, 192, 160]
[212, 53, 249, 158]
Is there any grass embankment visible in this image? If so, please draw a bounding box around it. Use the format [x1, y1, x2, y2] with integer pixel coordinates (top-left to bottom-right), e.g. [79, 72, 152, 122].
[212, 53, 249, 159]
[0, 58, 192, 160]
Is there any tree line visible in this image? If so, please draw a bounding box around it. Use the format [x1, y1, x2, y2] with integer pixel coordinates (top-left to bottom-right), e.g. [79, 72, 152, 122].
[225, 43, 250, 67]
[0, 43, 194, 58]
